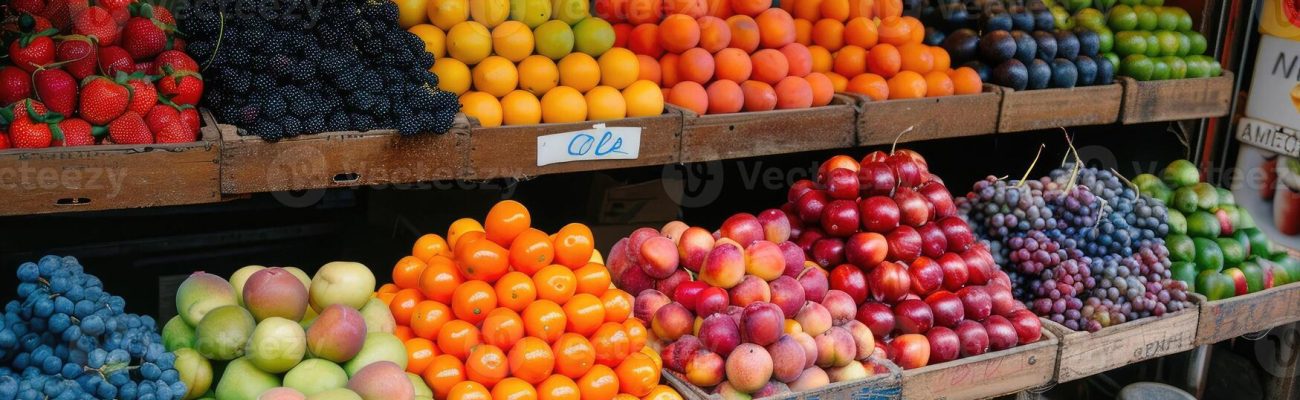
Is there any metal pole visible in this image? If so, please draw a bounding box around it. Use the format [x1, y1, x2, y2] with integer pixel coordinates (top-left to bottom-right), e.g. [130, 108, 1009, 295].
[1187, 344, 1212, 398]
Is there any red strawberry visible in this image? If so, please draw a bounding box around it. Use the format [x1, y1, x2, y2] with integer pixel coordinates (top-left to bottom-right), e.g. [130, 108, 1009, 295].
[55, 35, 97, 80]
[40, 0, 72, 31]
[10, 99, 51, 121]
[121, 16, 168, 60]
[133, 61, 154, 74]
[152, 6, 175, 25]
[78, 76, 129, 125]
[10, 30, 58, 72]
[0, 133, 11, 149]
[100, 0, 131, 10]
[124, 74, 156, 114]
[9, 118, 52, 148]
[179, 107, 200, 133]
[13, 0, 46, 15]
[152, 50, 198, 74]
[52, 117, 94, 146]
[73, 6, 120, 45]
[144, 103, 179, 131]
[33, 68, 78, 115]
[170, 37, 186, 51]
[0, 67, 34, 105]
[107, 111, 151, 144]
[65, 0, 90, 20]
[98, 46, 134, 75]
[154, 122, 193, 143]
[158, 71, 202, 106]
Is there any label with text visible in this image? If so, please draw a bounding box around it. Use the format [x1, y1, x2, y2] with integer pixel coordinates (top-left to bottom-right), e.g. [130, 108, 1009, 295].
[1238, 117, 1300, 157]
[537, 125, 641, 166]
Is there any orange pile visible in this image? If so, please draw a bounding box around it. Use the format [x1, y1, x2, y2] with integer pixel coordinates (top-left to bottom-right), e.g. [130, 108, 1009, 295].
[378, 200, 682, 400]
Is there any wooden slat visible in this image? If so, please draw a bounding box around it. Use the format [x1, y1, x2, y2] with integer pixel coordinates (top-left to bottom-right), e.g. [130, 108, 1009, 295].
[678, 95, 859, 163]
[997, 84, 1124, 133]
[1194, 280, 1300, 345]
[218, 116, 469, 194]
[1044, 300, 1201, 383]
[663, 358, 903, 400]
[857, 86, 1003, 146]
[0, 112, 221, 216]
[463, 110, 683, 180]
[901, 328, 1058, 400]
[1119, 72, 1234, 124]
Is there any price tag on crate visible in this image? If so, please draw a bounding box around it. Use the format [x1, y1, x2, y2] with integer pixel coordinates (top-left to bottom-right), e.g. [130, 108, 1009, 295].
[536, 124, 642, 166]
[1237, 117, 1300, 157]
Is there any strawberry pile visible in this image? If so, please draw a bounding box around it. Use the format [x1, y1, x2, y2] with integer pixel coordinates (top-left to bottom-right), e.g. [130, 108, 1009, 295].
[0, 1, 202, 149]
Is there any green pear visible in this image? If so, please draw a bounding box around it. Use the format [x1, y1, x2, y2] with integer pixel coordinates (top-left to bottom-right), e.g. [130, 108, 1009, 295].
[306, 389, 363, 400]
[176, 272, 239, 326]
[343, 333, 408, 376]
[163, 316, 196, 352]
[359, 298, 396, 335]
[284, 359, 350, 395]
[309, 262, 376, 312]
[247, 317, 307, 373]
[174, 348, 212, 400]
[215, 358, 281, 400]
[195, 305, 254, 361]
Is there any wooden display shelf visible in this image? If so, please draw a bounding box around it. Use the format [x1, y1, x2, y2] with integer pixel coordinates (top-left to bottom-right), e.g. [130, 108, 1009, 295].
[0, 112, 221, 216]
[1043, 298, 1201, 383]
[218, 116, 469, 194]
[663, 358, 902, 400]
[856, 86, 1003, 146]
[1194, 280, 1300, 345]
[676, 95, 860, 163]
[1118, 72, 1234, 124]
[997, 84, 1124, 133]
[462, 110, 683, 180]
[900, 328, 1058, 400]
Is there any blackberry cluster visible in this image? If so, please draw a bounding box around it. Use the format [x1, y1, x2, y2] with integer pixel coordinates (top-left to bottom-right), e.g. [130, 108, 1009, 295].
[958, 165, 1191, 332]
[181, 0, 460, 141]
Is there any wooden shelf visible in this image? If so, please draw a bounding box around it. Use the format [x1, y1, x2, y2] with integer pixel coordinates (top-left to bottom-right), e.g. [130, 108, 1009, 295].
[1194, 279, 1300, 345]
[663, 357, 903, 400]
[901, 328, 1058, 400]
[1044, 298, 1202, 383]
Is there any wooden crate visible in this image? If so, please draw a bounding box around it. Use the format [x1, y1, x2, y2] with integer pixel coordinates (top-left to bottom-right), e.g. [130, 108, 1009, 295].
[677, 95, 859, 163]
[856, 86, 1003, 146]
[901, 328, 1058, 400]
[663, 358, 902, 400]
[0, 112, 221, 216]
[1118, 72, 1234, 124]
[218, 116, 469, 194]
[1043, 299, 1201, 383]
[1194, 281, 1300, 345]
[996, 84, 1123, 133]
[463, 110, 683, 180]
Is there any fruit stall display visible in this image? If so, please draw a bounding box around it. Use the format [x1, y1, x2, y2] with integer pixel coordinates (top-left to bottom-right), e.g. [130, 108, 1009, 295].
[1, 2, 204, 148]
[375, 201, 683, 400]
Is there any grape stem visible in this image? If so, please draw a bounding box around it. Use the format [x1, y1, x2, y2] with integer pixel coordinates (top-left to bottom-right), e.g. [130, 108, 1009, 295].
[889, 126, 914, 154]
[1016, 144, 1046, 189]
[200, 11, 225, 72]
[1112, 168, 1140, 199]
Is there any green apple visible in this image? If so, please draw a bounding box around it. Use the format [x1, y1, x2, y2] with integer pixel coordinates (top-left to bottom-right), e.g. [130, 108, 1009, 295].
[343, 333, 408, 376]
[163, 316, 197, 352]
[215, 358, 281, 400]
[309, 262, 377, 312]
[284, 266, 312, 289]
[229, 265, 267, 307]
[174, 348, 212, 400]
[306, 389, 363, 400]
[176, 272, 239, 326]
[285, 359, 350, 395]
[359, 298, 396, 335]
[195, 305, 255, 361]
[408, 373, 433, 398]
[247, 317, 307, 373]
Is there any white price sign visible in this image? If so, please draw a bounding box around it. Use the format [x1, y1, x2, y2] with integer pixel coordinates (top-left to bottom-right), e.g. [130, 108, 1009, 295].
[536, 124, 641, 166]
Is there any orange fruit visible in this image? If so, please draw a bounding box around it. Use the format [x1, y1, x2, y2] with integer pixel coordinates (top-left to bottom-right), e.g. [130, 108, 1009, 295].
[623, 80, 666, 117]
[413, 234, 452, 263]
[614, 353, 659, 397]
[902, 16, 924, 44]
[627, 24, 663, 58]
[846, 0, 869, 19]
[482, 308, 526, 352]
[466, 344, 509, 388]
[775, 76, 813, 109]
[755, 8, 795, 49]
[508, 337, 556, 385]
[833, 45, 867, 77]
[780, 43, 812, 77]
[809, 45, 833, 72]
[533, 265, 578, 304]
[600, 289, 633, 323]
[406, 337, 439, 374]
[887, 70, 926, 99]
[726, 15, 760, 53]
[518, 55, 560, 96]
[898, 43, 933, 73]
[457, 237, 511, 283]
[713, 48, 752, 82]
[495, 271, 539, 312]
[792, 0, 821, 20]
[663, 0, 707, 18]
[658, 15, 700, 54]
[410, 300, 454, 339]
[493, 377, 538, 400]
[449, 380, 492, 400]
[846, 73, 888, 100]
[461, 92, 503, 127]
[395, 325, 414, 342]
[626, 0, 662, 25]
[509, 228, 555, 275]
[393, 256, 428, 290]
[659, 53, 680, 87]
[552, 333, 596, 379]
[436, 319, 481, 359]
[865, 43, 901, 77]
[876, 16, 911, 46]
[707, 0, 732, 19]
[599, 48, 640, 89]
[486, 200, 531, 246]
[666, 81, 708, 115]
[473, 56, 520, 98]
[589, 86, 629, 121]
[379, 283, 399, 295]
[805, 72, 834, 106]
[677, 48, 715, 84]
[705, 80, 743, 114]
[924, 70, 954, 97]
[390, 288, 425, 326]
[573, 263, 612, 296]
[642, 386, 683, 400]
[501, 90, 543, 126]
[730, 0, 769, 16]
[740, 80, 777, 111]
[448, 218, 486, 251]
[590, 322, 631, 367]
[455, 230, 488, 255]
[626, 322, 649, 355]
[452, 280, 498, 324]
[563, 293, 607, 336]
[523, 300, 568, 343]
[537, 375, 581, 400]
[553, 223, 595, 268]
[698, 16, 731, 53]
[749, 49, 789, 84]
[559, 53, 602, 93]
[930, 46, 951, 72]
[820, 0, 849, 20]
[874, 0, 903, 19]
[810, 19, 844, 51]
[825, 71, 848, 92]
[576, 365, 619, 400]
[636, 55, 661, 84]
[423, 354, 466, 399]
[793, 18, 812, 45]
[420, 256, 463, 304]
[843, 17, 878, 48]
[379, 292, 396, 306]
[949, 66, 982, 95]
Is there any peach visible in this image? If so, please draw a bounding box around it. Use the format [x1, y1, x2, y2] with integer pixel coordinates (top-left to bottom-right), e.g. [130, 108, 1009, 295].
[788, 367, 830, 391]
[796, 266, 830, 303]
[890, 333, 931, 370]
[788, 332, 818, 369]
[765, 335, 806, 383]
[633, 289, 671, 322]
[728, 275, 771, 307]
[821, 290, 857, 325]
[778, 241, 807, 278]
[306, 305, 368, 363]
[346, 361, 414, 400]
[656, 271, 690, 301]
[626, 227, 661, 265]
[714, 382, 750, 400]
[699, 314, 741, 357]
[795, 302, 832, 336]
[677, 227, 716, 272]
[757, 208, 793, 244]
[768, 276, 806, 317]
[640, 236, 681, 279]
[720, 213, 765, 247]
[843, 320, 876, 361]
[740, 302, 783, 346]
[743, 240, 786, 281]
[826, 361, 868, 383]
[663, 334, 702, 371]
[752, 381, 791, 398]
[685, 350, 725, 387]
[814, 326, 856, 368]
[661, 221, 690, 243]
[725, 343, 773, 393]
[607, 238, 633, 285]
[261, 388, 307, 400]
[620, 263, 657, 295]
[244, 267, 309, 322]
[700, 243, 746, 289]
[651, 302, 695, 341]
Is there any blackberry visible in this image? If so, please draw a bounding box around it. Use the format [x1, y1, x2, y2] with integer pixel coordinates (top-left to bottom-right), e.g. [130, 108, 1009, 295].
[304, 115, 326, 133]
[251, 74, 277, 92]
[327, 113, 350, 132]
[222, 70, 252, 94]
[248, 120, 283, 141]
[351, 114, 375, 132]
[253, 90, 287, 120]
[278, 115, 302, 137]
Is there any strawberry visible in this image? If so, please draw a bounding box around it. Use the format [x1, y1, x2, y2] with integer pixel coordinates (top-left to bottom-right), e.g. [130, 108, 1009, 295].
[10, 35, 56, 72]
[100, 0, 131, 10]
[41, 0, 72, 31]
[123, 73, 156, 114]
[151, 6, 175, 25]
[154, 122, 193, 143]
[0, 67, 34, 105]
[121, 16, 168, 60]
[98, 46, 134, 75]
[0, 133, 11, 149]
[9, 118, 52, 148]
[158, 70, 202, 106]
[13, 0, 46, 15]
[9, 99, 51, 121]
[107, 111, 150, 144]
[143, 103, 179, 132]
[133, 61, 155, 74]
[152, 50, 198, 74]
[171, 37, 186, 51]
[52, 117, 94, 146]
[33, 67, 78, 115]
[72, 6, 120, 45]
[55, 35, 97, 80]
[180, 107, 200, 133]
[78, 76, 129, 125]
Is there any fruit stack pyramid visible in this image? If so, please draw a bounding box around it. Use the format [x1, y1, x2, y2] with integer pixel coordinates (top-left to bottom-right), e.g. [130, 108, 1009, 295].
[958, 157, 1193, 331]
[398, 0, 664, 127]
[934, 0, 1117, 90]
[163, 263, 421, 399]
[181, 0, 461, 140]
[1, 1, 204, 148]
[380, 200, 681, 400]
[1080, 0, 1223, 81]
[1136, 160, 1300, 300]
[0, 256, 184, 399]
